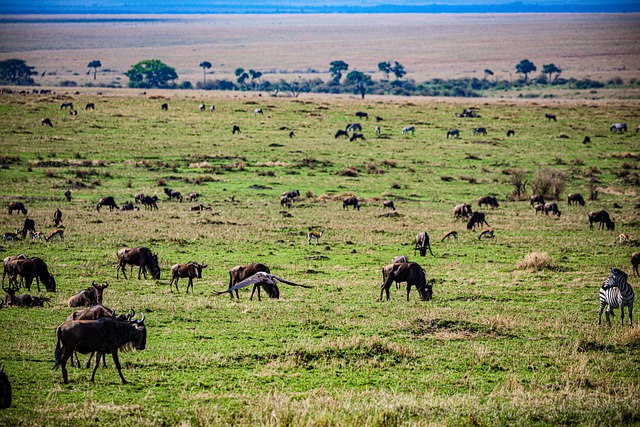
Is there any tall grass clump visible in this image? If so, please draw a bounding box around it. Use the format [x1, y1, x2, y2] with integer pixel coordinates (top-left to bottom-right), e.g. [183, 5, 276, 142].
[531, 168, 566, 199]
[517, 252, 553, 270]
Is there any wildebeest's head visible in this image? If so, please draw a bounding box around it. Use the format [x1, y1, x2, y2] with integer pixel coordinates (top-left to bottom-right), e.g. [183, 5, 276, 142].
[262, 282, 280, 299]
[45, 275, 56, 292]
[149, 254, 161, 280]
[415, 267, 432, 301]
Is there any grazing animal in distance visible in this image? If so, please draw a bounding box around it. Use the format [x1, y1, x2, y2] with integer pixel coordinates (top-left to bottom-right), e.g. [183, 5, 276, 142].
[282, 190, 300, 200]
[45, 229, 64, 242]
[375, 126, 381, 136]
[216, 271, 311, 301]
[254, 108, 263, 116]
[8, 202, 27, 215]
[64, 189, 71, 201]
[446, 129, 460, 139]
[478, 196, 499, 208]
[355, 111, 368, 120]
[383, 200, 396, 211]
[141, 195, 158, 211]
[210, 105, 215, 112]
[402, 126, 415, 135]
[582, 136, 591, 144]
[335, 129, 349, 139]
[609, 123, 627, 133]
[414, 231, 435, 257]
[588, 210, 615, 231]
[631, 252, 639, 277]
[598, 268, 634, 326]
[543, 202, 561, 217]
[343, 197, 360, 211]
[380, 262, 432, 302]
[8, 257, 56, 292]
[232, 125, 241, 134]
[473, 127, 487, 136]
[530, 195, 545, 207]
[96, 197, 118, 212]
[454, 203, 472, 219]
[169, 262, 207, 293]
[478, 229, 495, 240]
[0, 363, 11, 409]
[545, 113, 557, 122]
[163, 187, 183, 202]
[280, 195, 291, 209]
[567, 193, 585, 206]
[346, 123, 362, 132]
[60, 102, 74, 110]
[2, 232, 18, 243]
[68, 282, 108, 307]
[507, 129, 515, 137]
[41, 118, 52, 127]
[85, 103, 95, 110]
[18, 217, 35, 238]
[441, 230, 458, 242]
[350, 133, 365, 142]
[116, 247, 161, 280]
[226, 263, 271, 301]
[69, 110, 77, 116]
[307, 230, 323, 245]
[467, 212, 489, 231]
[53, 314, 146, 384]
[391, 255, 408, 264]
[289, 131, 295, 138]
[375, 116, 383, 122]
[161, 103, 168, 111]
[53, 208, 63, 226]
[188, 192, 201, 202]
[533, 203, 545, 214]
[199, 103, 205, 111]
[2, 254, 26, 286]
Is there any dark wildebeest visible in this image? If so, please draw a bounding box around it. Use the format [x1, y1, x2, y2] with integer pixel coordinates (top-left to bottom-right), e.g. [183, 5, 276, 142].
[161, 103, 168, 111]
[53, 314, 147, 384]
[582, 136, 591, 144]
[2, 286, 51, 307]
[232, 125, 241, 134]
[467, 212, 490, 231]
[543, 202, 561, 217]
[53, 208, 63, 226]
[64, 189, 72, 202]
[380, 262, 432, 302]
[85, 103, 95, 110]
[588, 210, 615, 231]
[282, 190, 300, 200]
[280, 195, 291, 209]
[96, 197, 118, 212]
[530, 195, 545, 207]
[120, 202, 136, 211]
[60, 102, 74, 110]
[335, 129, 349, 139]
[414, 231, 435, 257]
[545, 113, 557, 122]
[473, 127, 487, 136]
[631, 252, 639, 277]
[454, 203, 473, 219]
[533, 203, 545, 214]
[343, 197, 360, 211]
[350, 133, 365, 142]
[383, 200, 396, 211]
[227, 263, 271, 301]
[402, 126, 415, 135]
[8, 257, 56, 292]
[355, 111, 369, 120]
[68, 282, 109, 307]
[18, 217, 35, 238]
[346, 123, 362, 132]
[216, 271, 310, 301]
[41, 118, 53, 127]
[188, 192, 201, 202]
[609, 123, 627, 133]
[0, 363, 11, 408]
[164, 187, 183, 202]
[507, 129, 515, 137]
[169, 262, 207, 293]
[65, 304, 117, 368]
[567, 193, 585, 206]
[446, 129, 460, 139]
[478, 196, 499, 208]
[2, 254, 26, 286]
[116, 247, 161, 280]
[8, 202, 27, 215]
[141, 195, 159, 211]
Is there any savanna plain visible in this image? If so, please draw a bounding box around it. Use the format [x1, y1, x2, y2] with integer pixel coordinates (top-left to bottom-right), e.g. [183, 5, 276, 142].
[1, 13, 640, 427]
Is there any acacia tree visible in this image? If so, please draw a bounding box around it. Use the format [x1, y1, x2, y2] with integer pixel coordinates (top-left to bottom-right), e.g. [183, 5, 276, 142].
[125, 60, 177, 88]
[483, 69, 494, 80]
[199, 61, 212, 85]
[391, 61, 406, 80]
[0, 59, 36, 85]
[378, 61, 391, 80]
[235, 67, 249, 88]
[249, 69, 263, 90]
[329, 60, 349, 84]
[346, 70, 372, 99]
[542, 63, 562, 82]
[515, 59, 536, 82]
[87, 60, 101, 80]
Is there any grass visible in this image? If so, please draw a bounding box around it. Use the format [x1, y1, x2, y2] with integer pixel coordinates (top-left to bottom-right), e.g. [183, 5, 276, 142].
[0, 90, 639, 426]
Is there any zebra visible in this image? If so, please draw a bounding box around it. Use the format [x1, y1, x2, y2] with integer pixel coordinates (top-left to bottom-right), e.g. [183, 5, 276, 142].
[598, 268, 634, 326]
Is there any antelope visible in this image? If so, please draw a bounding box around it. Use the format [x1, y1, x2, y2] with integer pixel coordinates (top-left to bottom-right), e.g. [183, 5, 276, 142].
[45, 229, 64, 242]
[2, 232, 18, 243]
[441, 230, 458, 242]
[478, 229, 495, 240]
[30, 231, 43, 241]
[619, 233, 629, 244]
[307, 230, 323, 245]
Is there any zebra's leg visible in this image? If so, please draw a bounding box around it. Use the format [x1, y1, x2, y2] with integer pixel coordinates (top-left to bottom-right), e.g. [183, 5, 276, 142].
[598, 304, 605, 325]
[605, 308, 612, 326]
[629, 305, 633, 327]
[621, 306, 625, 326]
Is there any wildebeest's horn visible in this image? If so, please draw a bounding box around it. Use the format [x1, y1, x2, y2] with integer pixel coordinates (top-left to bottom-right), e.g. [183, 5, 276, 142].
[136, 312, 145, 323]
[103, 282, 109, 288]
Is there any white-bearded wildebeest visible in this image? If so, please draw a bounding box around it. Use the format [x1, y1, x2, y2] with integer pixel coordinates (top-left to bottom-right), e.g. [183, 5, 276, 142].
[41, 118, 52, 127]
[567, 193, 585, 206]
[545, 113, 557, 122]
[380, 262, 432, 302]
[216, 271, 311, 301]
[6, 257, 56, 292]
[280, 195, 292, 209]
[543, 202, 561, 217]
[446, 129, 460, 139]
[53, 314, 146, 384]
[18, 217, 35, 238]
[350, 133, 365, 142]
[467, 212, 490, 231]
[335, 129, 349, 139]
[60, 102, 74, 110]
[478, 196, 499, 208]
[609, 123, 627, 133]
[588, 210, 615, 231]
[53, 208, 63, 226]
[2, 285, 51, 307]
[530, 195, 545, 207]
[2, 254, 26, 286]
[402, 126, 415, 135]
[8, 202, 27, 215]
[68, 282, 109, 307]
[64, 189, 71, 201]
[383, 200, 396, 211]
[355, 111, 368, 120]
[282, 190, 300, 200]
[141, 195, 159, 211]
[116, 247, 161, 280]
[169, 262, 207, 293]
[454, 203, 472, 219]
[343, 197, 360, 211]
[164, 187, 183, 202]
[0, 363, 10, 408]
[473, 127, 487, 136]
[414, 231, 435, 257]
[96, 197, 118, 212]
[226, 263, 271, 301]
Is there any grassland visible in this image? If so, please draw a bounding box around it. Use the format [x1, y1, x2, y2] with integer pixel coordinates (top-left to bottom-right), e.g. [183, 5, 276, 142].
[0, 89, 639, 426]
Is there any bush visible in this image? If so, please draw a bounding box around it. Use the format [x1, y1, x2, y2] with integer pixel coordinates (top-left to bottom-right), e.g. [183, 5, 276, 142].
[531, 168, 565, 200]
[517, 252, 553, 270]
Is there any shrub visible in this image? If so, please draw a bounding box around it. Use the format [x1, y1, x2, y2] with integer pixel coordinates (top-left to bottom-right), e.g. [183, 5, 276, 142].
[517, 252, 552, 270]
[531, 168, 565, 200]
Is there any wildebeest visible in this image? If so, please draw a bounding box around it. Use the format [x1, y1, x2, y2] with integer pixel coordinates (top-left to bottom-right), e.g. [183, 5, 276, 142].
[2, 254, 26, 286]
[232, 125, 241, 134]
[455, 108, 479, 118]
[64, 189, 72, 202]
[454, 203, 473, 219]
[349, 133, 365, 142]
[543, 202, 561, 217]
[226, 263, 271, 301]
[632, 252, 639, 277]
[478, 196, 499, 208]
[41, 118, 52, 127]
[375, 116, 383, 122]
[343, 197, 360, 210]
[346, 123, 362, 132]
[0, 363, 11, 408]
[199, 103, 205, 111]
[189, 203, 212, 212]
[18, 217, 35, 238]
[588, 210, 615, 231]
[533, 203, 545, 214]
[254, 108, 263, 116]
[289, 130, 295, 138]
[446, 129, 460, 139]
[473, 127, 487, 136]
[188, 192, 201, 202]
[216, 271, 310, 301]
[609, 123, 627, 133]
[65, 304, 121, 368]
[282, 190, 300, 200]
[96, 197, 118, 211]
[45, 229, 64, 242]
[467, 212, 490, 231]
[567, 193, 585, 206]
[375, 126, 381, 137]
[402, 126, 415, 135]
[85, 103, 95, 110]
[161, 103, 168, 111]
[414, 231, 435, 257]
[7, 257, 56, 292]
[68, 282, 109, 307]
[583, 136, 591, 144]
[53, 208, 63, 226]
[380, 262, 432, 302]
[2, 286, 51, 307]
[120, 202, 136, 211]
[383, 200, 396, 211]
[141, 195, 158, 211]
[280, 195, 291, 209]
[335, 129, 349, 139]
[60, 102, 74, 110]
[116, 247, 161, 280]
[169, 262, 207, 293]
[53, 314, 146, 384]
[507, 129, 515, 137]
[355, 111, 369, 120]
[8, 202, 27, 215]
[210, 105, 215, 112]
[530, 195, 545, 207]
[164, 187, 183, 202]
[545, 113, 557, 122]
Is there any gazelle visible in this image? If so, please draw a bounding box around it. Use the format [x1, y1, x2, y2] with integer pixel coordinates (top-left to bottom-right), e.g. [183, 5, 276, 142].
[620, 233, 629, 244]
[478, 229, 495, 240]
[45, 229, 64, 242]
[307, 230, 323, 245]
[441, 230, 458, 242]
[2, 232, 18, 243]
[30, 230, 43, 241]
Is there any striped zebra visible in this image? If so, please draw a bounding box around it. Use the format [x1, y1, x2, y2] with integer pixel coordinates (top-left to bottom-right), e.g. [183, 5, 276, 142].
[598, 268, 634, 326]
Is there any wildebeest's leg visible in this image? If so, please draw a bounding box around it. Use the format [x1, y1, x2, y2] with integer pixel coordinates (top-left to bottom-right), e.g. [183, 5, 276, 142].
[60, 349, 72, 384]
[380, 275, 394, 301]
[84, 352, 94, 369]
[111, 351, 127, 384]
[90, 353, 101, 382]
[186, 277, 192, 294]
[406, 283, 412, 301]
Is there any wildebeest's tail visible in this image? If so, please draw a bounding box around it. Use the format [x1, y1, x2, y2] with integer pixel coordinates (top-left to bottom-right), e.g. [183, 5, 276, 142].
[52, 327, 62, 370]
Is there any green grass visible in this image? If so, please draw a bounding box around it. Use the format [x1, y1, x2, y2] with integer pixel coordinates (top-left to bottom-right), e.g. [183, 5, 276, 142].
[0, 91, 639, 426]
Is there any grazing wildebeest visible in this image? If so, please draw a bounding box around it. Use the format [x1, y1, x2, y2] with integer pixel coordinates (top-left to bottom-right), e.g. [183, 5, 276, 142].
[254, 108, 263, 116]
[169, 262, 207, 293]
[161, 103, 168, 111]
[414, 231, 435, 257]
[609, 123, 627, 133]
[375, 116, 383, 122]
[8, 202, 27, 215]
[45, 229, 64, 242]
[189, 204, 212, 212]
[380, 262, 432, 302]
[188, 192, 201, 202]
[0, 363, 11, 408]
[289, 130, 295, 138]
[454, 203, 472, 219]
[545, 113, 557, 122]
[64, 189, 72, 201]
[346, 123, 362, 132]
[533, 203, 545, 214]
[18, 217, 35, 238]
[68, 282, 109, 307]
[60, 102, 74, 110]
[473, 127, 487, 136]
[69, 110, 77, 116]
[199, 103, 205, 111]
[210, 105, 215, 112]
[226, 263, 271, 301]
[2, 286, 51, 307]
[280, 195, 291, 209]
[632, 252, 639, 277]
[163, 187, 183, 202]
[383, 200, 396, 211]
[583, 136, 591, 144]
[65, 304, 121, 369]
[343, 197, 360, 211]
[141, 195, 158, 211]
[355, 111, 368, 120]
[232, 125, 241, 134]
[567, 193, 585, 206]
[216, 271, 310, 301]
[478, 196, 499, 208]
[282, 190, 300, 201]
[53, 208, 63, 226]
[455, 108, 479, 118]
[441, 230, 458, 242]
[402, 126, 415, 135]
[134, 193, 145, 203]
[375, 126, 381, 137]
[507, 129, 515, 137]
[96, 197, 118, 211]
[85, 103, 95, 110]
[467, 212, 490, 231]
[116, 247, 161, 280]
[530, 195, 545, 207]
[588, 210, 615, 231]
[3, 254, 26, 286]
[543, 202, 561, 217]
[53, 314, 146, 384]
[41, 118, 52, 127]
[335, 129, 349, 139]
[349, 133, 365, 142]
[446, 129, 460, 139]
[8, 257, 56, 292]
[307, 230, 323, 245]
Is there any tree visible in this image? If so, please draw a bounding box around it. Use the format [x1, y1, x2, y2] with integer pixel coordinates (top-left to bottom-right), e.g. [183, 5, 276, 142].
[346, 70, 372, 99]
[391, 61, 406, 80]
[249, 69, 263, 90]
[378, 61, 391, 80]
[125, 59, 178, 88]
[235, 68, 249, 87]
[483, 69, 494, 80]
[329, 60, 349, 84]
[199, 61, 212, 85]
[0, 59, 36, 85]
[515, 59, 536, 83]
[542, 63, 562, 82]
[87, 60, 101, 80]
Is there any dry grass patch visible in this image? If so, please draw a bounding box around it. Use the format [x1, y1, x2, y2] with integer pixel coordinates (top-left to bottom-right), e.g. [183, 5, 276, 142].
[516, 252, 555, 271]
